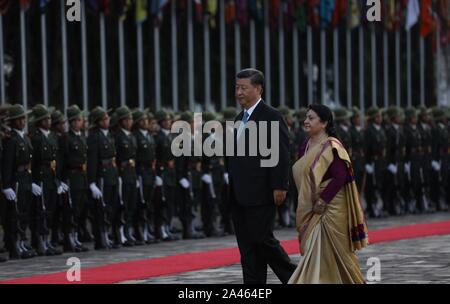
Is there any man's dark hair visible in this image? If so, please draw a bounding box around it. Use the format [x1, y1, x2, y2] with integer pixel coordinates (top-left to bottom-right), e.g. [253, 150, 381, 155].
[236, 68, 265, 88]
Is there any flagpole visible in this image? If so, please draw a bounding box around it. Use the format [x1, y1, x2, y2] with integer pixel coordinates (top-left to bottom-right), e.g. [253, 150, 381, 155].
[154, 24, 162, 110]
[250, 19, 256, 68]
[119, 18, 126, 106]
[100, 12, 107, 109]
[234, 22, 241, 74]
[171, 0, 179, 111]
[0, 14, 4, 103]
[220, 0, 227, 110]
[395, 30, 400, 107]
[293, 25, 300, 110]
[320, 29, 326, 105]
[20, 6, 28, 108]
[264, 0, 271, 105]
[371, 27, 376, 107]
[61, 0, 69, 111]
[188, 0, 195, 110]
[307, 25, 313, 105]
[333, 28, 339, 106]
[41, 7, 49, 106]
[359, 26, 364, 127]
[81, 0, 88, 111]
[407, 29, 412, 107]
[420, 35, 425, 106]
[137, 22, 144, 109]
[203, 13, 211, 110]
[383, 30, 388, 108]
[346, 28, 352, 108]
[278, 4, 285, 106]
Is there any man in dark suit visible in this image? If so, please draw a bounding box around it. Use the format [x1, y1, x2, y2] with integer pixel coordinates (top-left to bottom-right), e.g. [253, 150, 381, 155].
[227, 69, 296, 284]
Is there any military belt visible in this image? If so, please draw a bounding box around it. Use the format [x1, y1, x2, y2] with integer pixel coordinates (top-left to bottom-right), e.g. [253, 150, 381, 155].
[101, 157, 116, 168]
[41, 160, 57, 171]
[17, 164, 31, 173]
[69, 163, 87, 173]
[119, 159, 136, 169]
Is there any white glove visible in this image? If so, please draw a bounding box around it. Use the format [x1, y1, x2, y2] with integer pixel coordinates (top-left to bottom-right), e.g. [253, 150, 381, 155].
[201, 174, 212, 184]
[404, 162, 411, 175]
[89, 183, 103, 199]
[387, 164, 398, 175]
[2, 188, 16, 201]
[179, 178, 190, 189]
[155, 176, 163, 187]
[31, 183, 42, 196]
[223, 173, 229, 185]
[61, 182, 69, 192]
[136, 180, 140, 189]
[365, 164, 374, 175]
[431, 160, 441, 172]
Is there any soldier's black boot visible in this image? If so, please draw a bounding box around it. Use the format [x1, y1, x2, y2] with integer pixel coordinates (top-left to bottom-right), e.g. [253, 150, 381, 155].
[110, 226, 122, 249]
[35, 235, 52, 256]
[73, 232, 89, 252]
[63, 232, 78, 252]
[123, 226, 136, 247]
[133, 224, 146, 246]
[45, 236, 63, 255]
[79, 224, 94, 243]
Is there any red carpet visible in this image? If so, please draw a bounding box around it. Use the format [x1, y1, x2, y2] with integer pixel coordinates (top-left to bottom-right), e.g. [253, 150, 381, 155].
[2, 220, 450, 284]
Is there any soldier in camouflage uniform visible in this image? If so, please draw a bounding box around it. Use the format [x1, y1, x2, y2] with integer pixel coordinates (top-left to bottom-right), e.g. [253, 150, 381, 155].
[430, 107, 449, 211]
[132, 109, 157, 244]
[349, 107, 365, 205]
[59, 105, 90, 252]
[383, 106, 406, 215]
[174, 111, 204, 239]
[29, 104, 64, 256]
[201, 112, 226, 237]
[2, 105, 36, 259]
[154, 110, 178, 241]
[334, 107, 352, 151]
[87, 107, 118, 250]
[364, 107, 387, 218]
[417, 106, 434, 212]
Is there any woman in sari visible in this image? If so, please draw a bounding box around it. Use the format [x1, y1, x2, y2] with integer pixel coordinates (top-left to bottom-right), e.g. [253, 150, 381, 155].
[289, 104, 368, 284]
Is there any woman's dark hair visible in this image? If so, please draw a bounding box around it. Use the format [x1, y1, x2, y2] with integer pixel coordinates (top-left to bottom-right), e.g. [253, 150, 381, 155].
[307, 104, 338, 138]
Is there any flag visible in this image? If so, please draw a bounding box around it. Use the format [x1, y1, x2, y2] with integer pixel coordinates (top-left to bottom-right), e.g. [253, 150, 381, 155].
[194, 0, 203, 23]
[307, 0, 320, 27]
[135, 0, 148, 23]
[248, 0, 263, 23]
[19, 0, 31, 10]
[115, 0, 132, 20]
[225, 0, 236, 24]
[293, 0, 307, 31]
[331, 0, 346, 27]
[150, 0, 169, 25]
[382, 0, 396, 31]
[236, 0, 248, 26]
[347, 0, 360, 29]
[437, 0, 449, 29]
[87, 0, 110, 15]
[320, 0, 335, 28]
[206, 0, 218, 28]
[420, 0, 436, 37]
[283, 0, 295, 30]
[0, 0, 10, 14]
[269, 0, 281, 29]
[405, 0, 420, 30]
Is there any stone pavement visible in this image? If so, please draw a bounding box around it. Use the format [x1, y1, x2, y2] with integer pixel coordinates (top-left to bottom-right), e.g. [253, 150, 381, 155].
[1, 212, 450, 283]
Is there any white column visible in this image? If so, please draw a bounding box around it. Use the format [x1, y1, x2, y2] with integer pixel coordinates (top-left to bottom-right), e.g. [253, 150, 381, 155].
[395, 30, 401, 107]
[320, 30, 326, 105]
[346, 29, 352, 108]
[436, 27, 441, 105]
[420, 36, 425, 106]
[41, 10, 49, 106]
[307, 26, 313, 105]
[264, 0, 271, 105]
[61, 1, 69, 110]
[0, 15, 4, 103]
[333, 28, 339, 105]
[137, 23, 144, 109]
[293, 26, 300, 110]
[81, 0, 88, 111]
[278, 6, 285, 106]
[20, 7, 28, 108]
[234, 22, 241, 74]
[154, 26, 162, 110]
[171, 0, 179, 111]
[204, 14, 211, 110]
[407, 29, 412, 107]
[220, 0, 227, 110]
[359, 27, 365, 126]
[188, 0, 195, 110]
[371, 28, 377, 107]
[118, 19, 126, 106]
[100, 13, 107, 109]
[383, 31, 389, 108]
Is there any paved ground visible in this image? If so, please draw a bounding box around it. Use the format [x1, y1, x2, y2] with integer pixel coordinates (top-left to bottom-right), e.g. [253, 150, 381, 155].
[1, 212, 450, 283]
